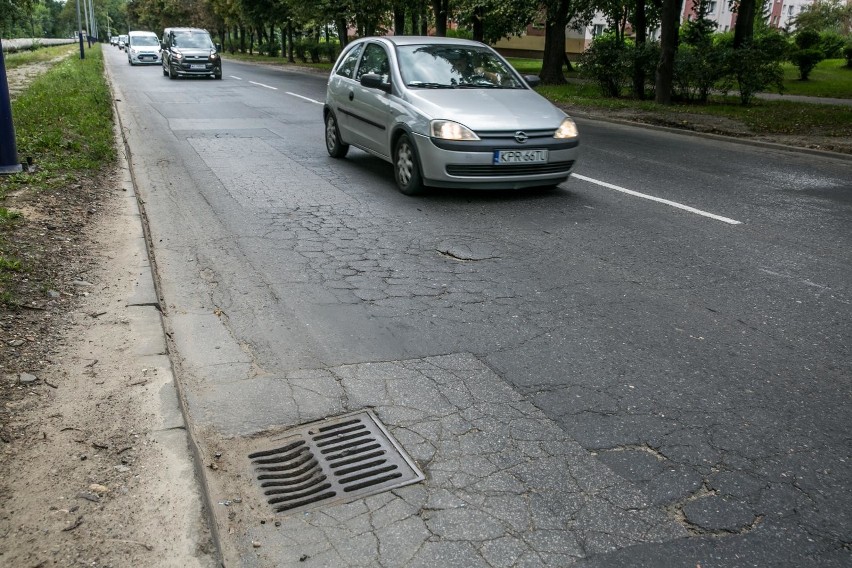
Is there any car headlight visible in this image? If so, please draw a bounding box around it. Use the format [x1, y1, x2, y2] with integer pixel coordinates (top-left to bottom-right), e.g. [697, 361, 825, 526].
[430, 120, 480, 141]
[173, 52, 183, 60]
[210, 52, 219, 60]
[553, 117, 579, 139]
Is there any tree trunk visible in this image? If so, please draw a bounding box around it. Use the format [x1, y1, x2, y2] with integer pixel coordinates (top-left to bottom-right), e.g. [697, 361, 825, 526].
[431, 0, 448, 36]
[632, 0, 647, 99]
[654, 0, 680, 104]
[287, 20, 294, 63]
[733, 0, 756, 48]
[239, 25, 246, 54]
[472, 6, 484, 42]
[280, 24, 286, 59]
[540, 0, 569, 85]
[336, 18, 348, 48]
[394, 3, 406, 35]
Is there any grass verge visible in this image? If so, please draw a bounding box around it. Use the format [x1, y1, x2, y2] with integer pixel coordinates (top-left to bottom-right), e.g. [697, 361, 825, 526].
[536, 81, 852, 137]
[0, 43, 115, 305]
[781, 59, 852, 98]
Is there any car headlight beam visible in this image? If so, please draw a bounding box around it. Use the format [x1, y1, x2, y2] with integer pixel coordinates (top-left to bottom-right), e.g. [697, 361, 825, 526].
[430, 120, 480, 141]
[554, 117, 579, 139]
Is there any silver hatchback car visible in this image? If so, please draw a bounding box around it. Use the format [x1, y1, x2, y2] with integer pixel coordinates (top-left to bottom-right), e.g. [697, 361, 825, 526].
[324, 36, 579, 195]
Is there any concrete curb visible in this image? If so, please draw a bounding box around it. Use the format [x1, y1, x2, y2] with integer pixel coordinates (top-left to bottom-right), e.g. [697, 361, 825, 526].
[104, 54, 223, 565]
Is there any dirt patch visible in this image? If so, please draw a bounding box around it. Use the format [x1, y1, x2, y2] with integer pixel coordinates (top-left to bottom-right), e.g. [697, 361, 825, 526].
[0, 63, 216, 566]
[4, 55, 66, 100]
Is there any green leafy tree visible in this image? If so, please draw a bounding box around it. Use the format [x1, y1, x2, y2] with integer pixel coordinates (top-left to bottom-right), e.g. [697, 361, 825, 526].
[791, 0, 852, 35]
[454, 0, 537, 44]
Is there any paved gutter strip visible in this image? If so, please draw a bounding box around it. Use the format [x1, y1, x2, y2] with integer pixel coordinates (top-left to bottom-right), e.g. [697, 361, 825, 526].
[199, 354, 686, 567]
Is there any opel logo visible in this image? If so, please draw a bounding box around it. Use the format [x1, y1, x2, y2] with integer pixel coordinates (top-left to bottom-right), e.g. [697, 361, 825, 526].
[514, 131, 528, 143]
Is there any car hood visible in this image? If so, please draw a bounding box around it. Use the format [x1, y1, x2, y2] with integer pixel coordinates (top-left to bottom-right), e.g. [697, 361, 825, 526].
[404, 88, 567, 131]
[132, 46, 159, 52]
[173, 48, 215, 57]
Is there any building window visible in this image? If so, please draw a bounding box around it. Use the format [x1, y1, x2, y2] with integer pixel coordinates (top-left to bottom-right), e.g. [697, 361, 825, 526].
[592, 24, 605, 37]
[788, 5, 794, 14]
[708, 1, 717, 12]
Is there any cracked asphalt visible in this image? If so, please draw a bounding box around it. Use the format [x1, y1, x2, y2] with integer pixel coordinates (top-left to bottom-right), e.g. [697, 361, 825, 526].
[105, 48, 851, 567]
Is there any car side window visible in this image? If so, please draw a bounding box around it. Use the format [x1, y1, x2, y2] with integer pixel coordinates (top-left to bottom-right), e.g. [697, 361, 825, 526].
[355, 44, 390, 82]
[335, 44, 364, 79]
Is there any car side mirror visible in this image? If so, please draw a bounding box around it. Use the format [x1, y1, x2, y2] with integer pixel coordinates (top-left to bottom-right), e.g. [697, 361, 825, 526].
[360, 73, 391, 93]
[523, 75, 541, 88]
[216, 43, 222, 52]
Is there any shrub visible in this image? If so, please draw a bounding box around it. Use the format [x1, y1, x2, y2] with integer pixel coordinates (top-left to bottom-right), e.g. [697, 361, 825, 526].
[673, 43, 728, 102]
[718, 32, 786, 104]
[630, 40, 660, 99]
[317, 41, 339, 62]
[820, 31, 846, 58]
[791, 29, 825, 80]
[578, 33, 631, 97]
[844, 40, 852, 67]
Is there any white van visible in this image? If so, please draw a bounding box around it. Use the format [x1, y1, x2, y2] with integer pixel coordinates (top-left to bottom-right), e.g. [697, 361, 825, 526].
[126, 31, 161, 65]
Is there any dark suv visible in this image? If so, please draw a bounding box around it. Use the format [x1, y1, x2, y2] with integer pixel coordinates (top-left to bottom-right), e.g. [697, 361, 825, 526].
[161, 27, 222, 80]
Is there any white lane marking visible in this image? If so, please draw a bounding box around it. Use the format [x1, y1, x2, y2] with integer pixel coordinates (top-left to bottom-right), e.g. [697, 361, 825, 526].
[230, 75, 242, 80]
[571, 173, 742, 225]
[249, 81, 277, 90]
[286, 92, 323, 105]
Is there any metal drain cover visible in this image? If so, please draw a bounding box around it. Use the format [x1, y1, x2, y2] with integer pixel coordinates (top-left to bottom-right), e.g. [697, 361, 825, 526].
[248, 410, 425, 515]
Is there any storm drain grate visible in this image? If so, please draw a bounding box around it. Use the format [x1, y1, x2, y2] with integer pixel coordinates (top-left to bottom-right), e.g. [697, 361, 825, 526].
[248, 410, 425, 515]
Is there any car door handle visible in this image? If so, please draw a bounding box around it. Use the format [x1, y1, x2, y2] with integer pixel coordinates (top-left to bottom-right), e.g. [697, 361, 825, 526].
[348, 91, 354, 101]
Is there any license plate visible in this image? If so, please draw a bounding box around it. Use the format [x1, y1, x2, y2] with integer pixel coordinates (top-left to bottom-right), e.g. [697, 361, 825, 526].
[493, 149, 548, 165]
[190, 64, 206, 70]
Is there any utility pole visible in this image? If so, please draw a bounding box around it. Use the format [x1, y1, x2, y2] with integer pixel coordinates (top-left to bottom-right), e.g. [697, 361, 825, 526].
[76, 0, 85, 59]
[0, 38, 23, 174]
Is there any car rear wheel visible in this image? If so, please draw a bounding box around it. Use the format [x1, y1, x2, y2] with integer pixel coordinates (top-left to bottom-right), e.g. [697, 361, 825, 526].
[325, 113, 349, 159]
[394, 134, 424, 196]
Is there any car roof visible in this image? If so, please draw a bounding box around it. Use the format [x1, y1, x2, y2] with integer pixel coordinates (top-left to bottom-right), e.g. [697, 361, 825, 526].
[356, 36, 486, 48]
[128, 30, 157, 36]
[169, 28, 211, 34]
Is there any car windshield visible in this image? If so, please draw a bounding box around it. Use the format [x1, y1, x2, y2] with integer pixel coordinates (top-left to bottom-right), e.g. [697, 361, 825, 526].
[396, 45, 524, 89]
[172, 32, 214, 49]
[131, 36, 159, 47]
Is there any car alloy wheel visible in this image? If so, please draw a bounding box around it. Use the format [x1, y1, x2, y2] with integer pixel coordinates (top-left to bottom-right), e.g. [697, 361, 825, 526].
[325, 113, 349, 159]
[394, 134, 424, 196]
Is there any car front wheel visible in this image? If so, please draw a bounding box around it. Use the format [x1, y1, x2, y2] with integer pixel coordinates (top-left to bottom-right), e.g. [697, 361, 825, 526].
[325, 113, 349, 159]
[394, 134, 424, 196]
[168, 64, 177, 80]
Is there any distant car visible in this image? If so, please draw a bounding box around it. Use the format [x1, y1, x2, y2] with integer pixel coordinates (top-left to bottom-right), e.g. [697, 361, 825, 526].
[127, 30, 161, 65]
[110, 36, 117, 46]
[161, 27, 222, 80]
[324, 36, 579, 195]
[118, 34, 128, 50]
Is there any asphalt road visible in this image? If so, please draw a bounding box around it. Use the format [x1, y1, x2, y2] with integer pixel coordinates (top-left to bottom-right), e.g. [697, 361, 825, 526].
[104, 47, 851, 567]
